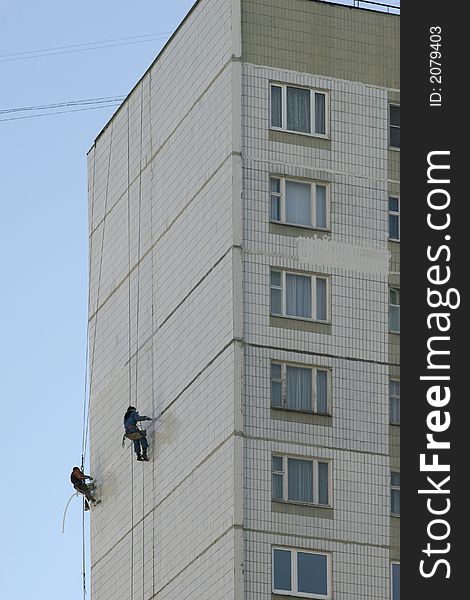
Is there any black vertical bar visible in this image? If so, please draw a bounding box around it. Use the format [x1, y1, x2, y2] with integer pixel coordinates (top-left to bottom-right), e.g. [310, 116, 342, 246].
[402, 2, 465, 597]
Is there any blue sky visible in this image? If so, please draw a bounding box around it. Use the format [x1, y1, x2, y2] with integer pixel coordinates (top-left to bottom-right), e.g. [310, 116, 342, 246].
[0, 2, 193, 598]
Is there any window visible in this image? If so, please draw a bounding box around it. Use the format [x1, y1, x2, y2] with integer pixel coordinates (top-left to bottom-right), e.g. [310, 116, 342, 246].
[272, 455, 330, 506]
[390, 105, 400, 149]
[271, 362, 330, 414]
[389, 287, 400, 333]
[391, 471, 400, 516]
[270, 177, 329, 229]
[390, 379, 400, 425]
[273, 547, 331, 599]
[270, 269, 329, 322]
[389, 196, 400, 240]
[271, 83, 328, 136]
[391, 563, 400, 600]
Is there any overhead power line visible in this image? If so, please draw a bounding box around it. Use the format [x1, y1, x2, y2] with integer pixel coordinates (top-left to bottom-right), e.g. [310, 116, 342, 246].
[0, 96, 125, 122]
[0, 32, 171, 63]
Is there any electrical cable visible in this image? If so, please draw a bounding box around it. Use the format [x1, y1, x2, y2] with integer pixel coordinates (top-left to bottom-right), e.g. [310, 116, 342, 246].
[0, 32, 171, 63]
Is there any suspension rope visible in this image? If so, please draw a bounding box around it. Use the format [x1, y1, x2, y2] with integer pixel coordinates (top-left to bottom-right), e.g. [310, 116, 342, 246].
[149, 66, 157, 600]
[82, 122, 115, 467]
[82, 499, 87, 600]
[134, 83, 146, 600]
[78, 120, 115, 600]
[126, 103, 136, 600]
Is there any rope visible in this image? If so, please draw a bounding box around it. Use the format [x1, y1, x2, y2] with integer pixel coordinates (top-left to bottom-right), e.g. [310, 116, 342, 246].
[135, 83, 146, 600]
[149, 66, 157, 599]
[126, 103, 135, 600]
[78, 119, 115, 600]
[82, 500, 87, 600]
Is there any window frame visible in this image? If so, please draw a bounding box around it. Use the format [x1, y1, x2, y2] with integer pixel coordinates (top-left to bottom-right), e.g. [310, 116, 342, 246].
[271, 454, 332, 507]
[270, 361, 331, 415]
[388, 196, 400, 241]
[389, 104, 400, 150]
[389, 378, 400, 425]
[270, 82, 330, 138]
[389, 287, 400, 334]
[391, 562, 400, 600]
[272, 547, 332, 599]
[270, 269, 331, 323]
[391, 471, 400, 517]
[270, 175, 330, 230]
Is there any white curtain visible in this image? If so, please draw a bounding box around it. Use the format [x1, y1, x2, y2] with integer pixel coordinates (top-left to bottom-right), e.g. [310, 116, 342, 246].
[287, 86, 310, 132]
[286, 273, 311, 318]
[316, 370, 328, 414]
[288, 458, 313, 503]
[316, 185, 327, 228]
[287, 366, 311, 410]
[271, 86, 282, 128]
[285, 180, 311, 226]
[316, 278, 327, 320]
[314, 93, 326, 134]
[318, 462, 329, 505]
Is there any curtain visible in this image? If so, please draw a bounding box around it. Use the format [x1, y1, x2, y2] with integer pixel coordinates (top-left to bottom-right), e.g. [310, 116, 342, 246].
[271, 86, 282, 128]
[314, 93, 326, 134]
[316, 185, 327, 228]
[285, 180, 311, 226]
[316, 370, 328, 414]
[287, 86, 310, 132]
[318, 462, 329, 505]
[286, 366, 311, 410]
[316, 278, 327, 320]
[286, 273, 311, 318]
[288, 458, 313, 502]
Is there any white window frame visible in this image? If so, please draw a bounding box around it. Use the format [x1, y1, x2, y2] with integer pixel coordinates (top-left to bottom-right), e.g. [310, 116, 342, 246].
[270, 82, 329, 138]
[391, 562, 400, 600]
[270, 176, 330, 230]
[272, 547, 332, 599]
[388, 196, 400, 241]
[389, 378, 400, 425]
[389, 104, 400, 150]
[271, 454, 332, 507]
[391, 471, 400, 517]
[271, 361, 331, 415]
[270, 269, 331, 323]
[389, 287, 400, 334]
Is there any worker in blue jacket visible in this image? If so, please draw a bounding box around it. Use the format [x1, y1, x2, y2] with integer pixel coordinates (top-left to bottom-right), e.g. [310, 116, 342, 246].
[123, 406, 152, 461]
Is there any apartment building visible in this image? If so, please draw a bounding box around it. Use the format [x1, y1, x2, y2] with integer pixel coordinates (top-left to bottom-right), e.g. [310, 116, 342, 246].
[87, 1, 400, 598]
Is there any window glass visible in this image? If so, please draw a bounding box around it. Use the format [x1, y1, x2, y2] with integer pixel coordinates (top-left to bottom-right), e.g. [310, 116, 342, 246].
[285, 180, 311, 226]
[271, 86, 282, 128]
[286, 365, 312, 411]
[288, 458, 313, 503]
[297, 552, 328, 595]
[316, 185, 327, 228]
[273, 549, 292, 591]
[392, 563, 400, 600]
[316, 370, 328, 414]
[287, 86, 311, 133]
[286, 273, 312, 318]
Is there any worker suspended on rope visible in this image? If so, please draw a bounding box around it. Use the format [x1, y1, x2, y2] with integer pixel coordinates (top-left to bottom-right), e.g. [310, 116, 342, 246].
[123, 406, 152, 461]
[70, 467, 100, 510]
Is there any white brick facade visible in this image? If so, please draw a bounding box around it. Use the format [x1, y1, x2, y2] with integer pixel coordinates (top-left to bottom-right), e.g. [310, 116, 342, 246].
[87, 1, 399, 598]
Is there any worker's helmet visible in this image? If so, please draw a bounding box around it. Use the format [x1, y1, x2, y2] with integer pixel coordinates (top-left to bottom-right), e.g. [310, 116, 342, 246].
[127, 405, 136, 411]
